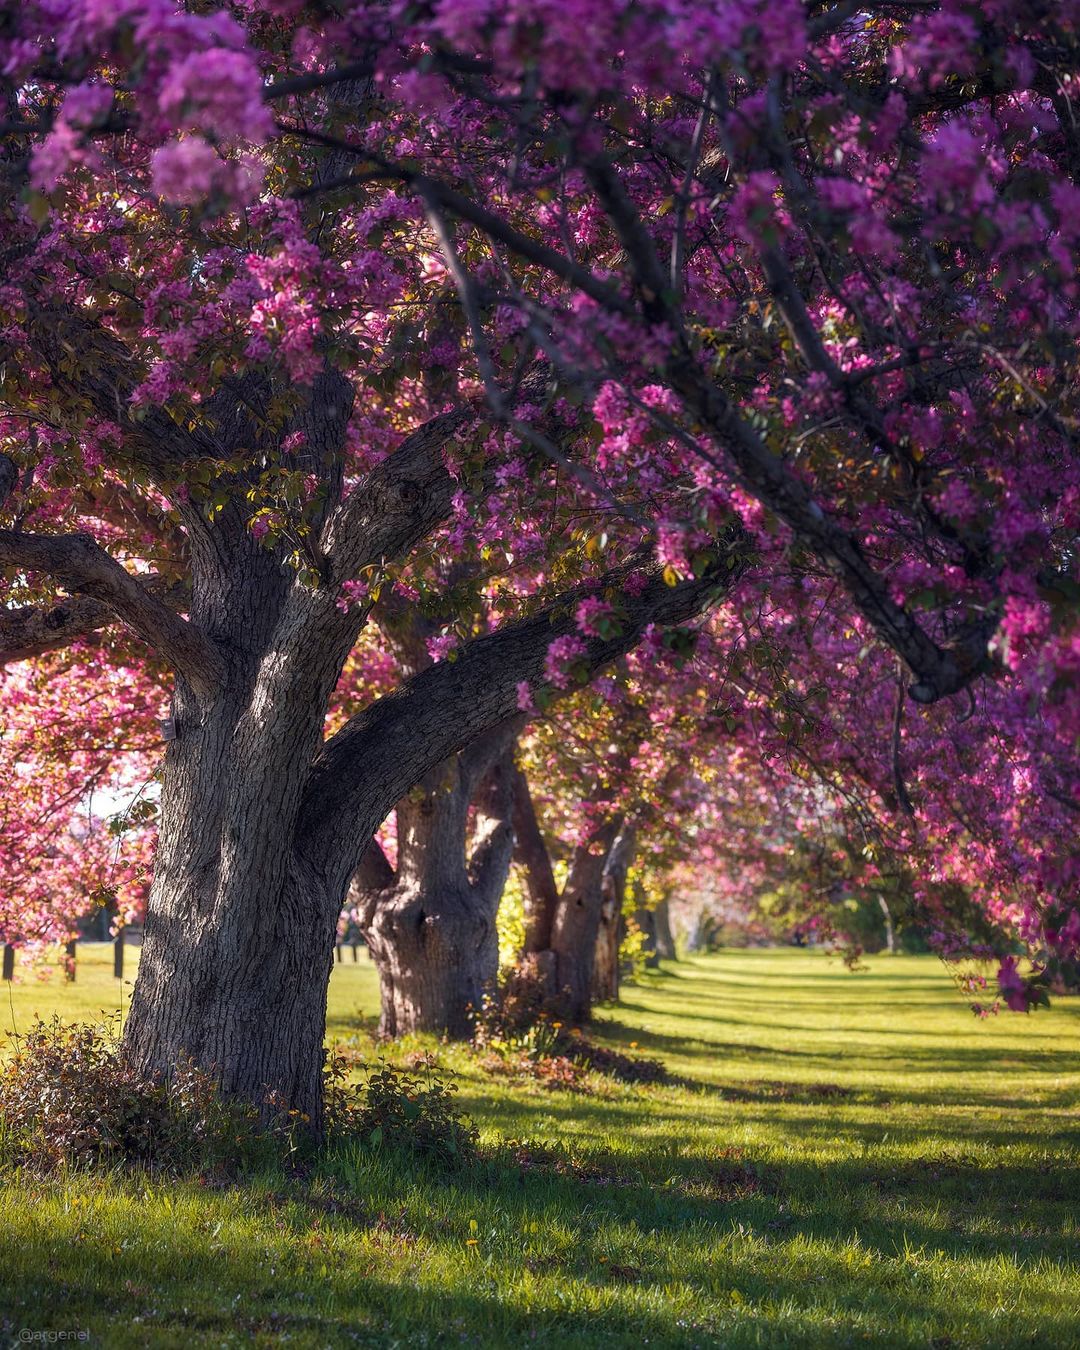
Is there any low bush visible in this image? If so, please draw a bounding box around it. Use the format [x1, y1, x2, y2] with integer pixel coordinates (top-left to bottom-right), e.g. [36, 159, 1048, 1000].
[1, 1020, 478, 1177]
[473, 979, 670, 1088]
[0, 1018, 286, 1176]
[341, 1060, 477, 1167]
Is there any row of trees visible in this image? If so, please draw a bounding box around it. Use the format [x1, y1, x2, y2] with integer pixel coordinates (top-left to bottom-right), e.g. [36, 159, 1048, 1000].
[2, 0, 1078, 1134]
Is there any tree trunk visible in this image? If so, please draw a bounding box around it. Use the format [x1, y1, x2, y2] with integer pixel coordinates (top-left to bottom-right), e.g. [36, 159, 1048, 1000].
[122, 665, 343, 1133]
[878, 894, 896, 954]
[126, 877, 336, 1133]
[365, 886, 498, 1037]
[594, 823, 634, 999]
[592, 883, 621, 1002]
[685, 909, 708, 952]
[356, 730, 515, 1037]
[549, 814, 623, 1022]
[514, 762, 631, 1021]
[652, 896, 677, 960]
[511, 763, 560, 958]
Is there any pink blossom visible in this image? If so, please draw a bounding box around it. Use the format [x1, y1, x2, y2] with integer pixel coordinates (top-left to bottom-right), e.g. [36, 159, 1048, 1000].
[150, 138, 221, 203]
[575, 596, 615, 638]
[544, 635, 588, 690]
[158, 49, 272, 142]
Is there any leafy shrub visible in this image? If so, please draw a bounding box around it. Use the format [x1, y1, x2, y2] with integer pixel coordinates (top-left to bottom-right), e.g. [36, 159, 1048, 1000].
[473, 978, 670, 1087]
[345, 1061, 477, 1167]
[0, 1021, 479, 1178]
[0, 1017, 287, 1176]
[477, 1048, 589, 1091]
[472, 957, 564, 1044]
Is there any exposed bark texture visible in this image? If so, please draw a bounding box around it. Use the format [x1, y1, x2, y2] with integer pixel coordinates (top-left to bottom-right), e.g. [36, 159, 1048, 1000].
[514, 766, 624, 1021]
[353, 727, 516, 1037]
[515, 742, 650, 1021]
[592, 825, 633, 1003]
[634, 896, 676, 966]
[549, 815, 624, 1021]
[0, 531, 218, 687]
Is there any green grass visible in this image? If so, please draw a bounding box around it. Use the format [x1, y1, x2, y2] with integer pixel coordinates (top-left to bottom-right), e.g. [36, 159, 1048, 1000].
[1, 946, 1078, 1347]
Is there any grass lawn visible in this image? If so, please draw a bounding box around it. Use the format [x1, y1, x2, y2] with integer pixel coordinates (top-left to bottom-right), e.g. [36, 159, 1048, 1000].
[0, 945, 1077, 1347]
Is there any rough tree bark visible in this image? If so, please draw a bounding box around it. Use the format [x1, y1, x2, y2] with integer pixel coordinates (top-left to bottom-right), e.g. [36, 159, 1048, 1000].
[513, 764, 628, 1023]
[634, 894, 677, 966]
[592, 824, 635, 1004]
[548, 814, 624, 1022]
[352, 727, 516, 1037]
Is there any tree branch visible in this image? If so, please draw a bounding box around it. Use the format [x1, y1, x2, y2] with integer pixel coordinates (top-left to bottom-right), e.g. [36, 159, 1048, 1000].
[300, 535, 749, 888]
[542, 144, 995, 703]
[0, 531, 221, 694]
[321, 407, 473, 579]
[0, 576, 190, 665]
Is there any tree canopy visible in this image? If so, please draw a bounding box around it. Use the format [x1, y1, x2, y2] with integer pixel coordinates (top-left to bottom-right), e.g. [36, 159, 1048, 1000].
[1, 1, 1078, 1115]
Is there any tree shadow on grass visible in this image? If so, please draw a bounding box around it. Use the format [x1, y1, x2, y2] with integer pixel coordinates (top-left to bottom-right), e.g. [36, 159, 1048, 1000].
[587, 1015, 1080, 1104]
[7, 1149, 1079, 1350]
[451, 1066, 1080, 1158]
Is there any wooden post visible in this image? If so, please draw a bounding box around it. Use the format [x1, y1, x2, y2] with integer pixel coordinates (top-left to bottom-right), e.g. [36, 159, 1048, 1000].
[2, 945, 13, 981]
[65, 938, 77, 981]
[114, 933, 124, 979]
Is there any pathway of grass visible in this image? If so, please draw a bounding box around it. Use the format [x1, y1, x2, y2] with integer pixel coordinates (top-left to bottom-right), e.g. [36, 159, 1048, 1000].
[1, 947, 1077, 1348]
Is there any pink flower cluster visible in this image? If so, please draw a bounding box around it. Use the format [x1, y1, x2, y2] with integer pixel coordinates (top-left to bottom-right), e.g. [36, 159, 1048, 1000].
[544, 635, 588, 690]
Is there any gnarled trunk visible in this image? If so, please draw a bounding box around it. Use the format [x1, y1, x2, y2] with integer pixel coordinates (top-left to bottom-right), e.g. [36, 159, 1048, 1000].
[125, 861, 336, 1131]
[514, 762, 632, 1022]
[355, 730, 515, 1037]
[548, 815, 623, 1022]
[513, 764, 624, 1022]
[593, 824, 634, 1001]
[365, 886, 498, 1038]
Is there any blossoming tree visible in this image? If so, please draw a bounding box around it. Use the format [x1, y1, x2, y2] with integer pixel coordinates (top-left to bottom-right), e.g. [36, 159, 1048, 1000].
[1, 0, 1077, 1130]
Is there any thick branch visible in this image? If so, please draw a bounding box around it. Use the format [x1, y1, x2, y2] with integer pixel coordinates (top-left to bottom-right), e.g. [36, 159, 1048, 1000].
[0, 454, 15, 512]
[0, 575, 187, 665]
[322, 408, 472, 578]
[300, 537, 748, 885]
[23, 297, 201, 478]
[0, 531, 220, 694]
[459, 717, 523, 799]
[354, 837, 396, 892]
[467, 742, 516, 907]
[511, 762, 561, 954]
[323, 370, 557, 580]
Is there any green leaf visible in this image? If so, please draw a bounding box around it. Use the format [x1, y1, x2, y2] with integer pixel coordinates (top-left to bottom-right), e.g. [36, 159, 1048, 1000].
[24, 190, 51, 226]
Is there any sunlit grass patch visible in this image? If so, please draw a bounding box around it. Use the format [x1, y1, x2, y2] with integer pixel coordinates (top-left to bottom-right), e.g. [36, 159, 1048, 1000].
[1, 948, 1077, 1347]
